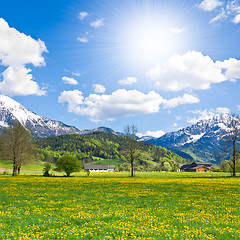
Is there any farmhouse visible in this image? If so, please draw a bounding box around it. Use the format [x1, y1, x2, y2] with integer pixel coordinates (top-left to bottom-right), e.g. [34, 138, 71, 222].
[180, 162, 212, 172]
[84, 165, 115, 172]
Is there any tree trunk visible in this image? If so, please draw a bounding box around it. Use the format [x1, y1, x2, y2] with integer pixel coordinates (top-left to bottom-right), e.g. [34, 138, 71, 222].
[17, 164, 21, 175]
[233, 141, 236, 177]
[131, 158, 134, 177]
[13, 164, 18, 176]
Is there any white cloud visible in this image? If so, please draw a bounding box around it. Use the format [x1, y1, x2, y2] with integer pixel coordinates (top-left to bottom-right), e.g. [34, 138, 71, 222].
[199, 0, 240, 24]
[147, 51, 240, 92]
[145, 130, 165, 138]
[209, 9, 227, 23]
[77, 37, 88, 43]
[0, 18, 47, 96]
[216, 107, 230, 114]
[62, 76, 78, 85]
[0, 66, 46, 96]
[0, 18, 47, 67]
[216, 58, 240, 79]
[118, 77, 138, 86]
[90, 19, 104, 28]
[59, 89, 164, 122]
[59, 89, 200, 122]
[58, 90, 84, 112]
[187, 107, 230, 124]
[187, 109, 215, 124]
[163, 94, 200, 109]
[78, 11, 88, 20]
[170, 28, 186, 34]
[64, 69, 81, 77]
[233, 13, 240, 23]
[199, 0, 223, 11]
[237, 105, 240, 110]
[93, 84, 106, 93]
[72, 71, 81, 77]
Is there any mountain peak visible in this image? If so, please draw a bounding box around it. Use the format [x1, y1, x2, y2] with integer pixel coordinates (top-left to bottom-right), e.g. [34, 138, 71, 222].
[0, 95, 80, 137]
[144, 113, 232, 162]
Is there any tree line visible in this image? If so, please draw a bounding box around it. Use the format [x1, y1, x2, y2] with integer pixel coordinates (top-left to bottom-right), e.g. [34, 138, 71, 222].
[0, 115, 239, 176]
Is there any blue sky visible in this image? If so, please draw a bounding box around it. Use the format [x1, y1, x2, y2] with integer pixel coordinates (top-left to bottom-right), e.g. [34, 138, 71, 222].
[0, 0, 240, 137]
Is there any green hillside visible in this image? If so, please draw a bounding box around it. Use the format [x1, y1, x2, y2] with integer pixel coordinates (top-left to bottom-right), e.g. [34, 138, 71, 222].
[36, 132, 188, 170]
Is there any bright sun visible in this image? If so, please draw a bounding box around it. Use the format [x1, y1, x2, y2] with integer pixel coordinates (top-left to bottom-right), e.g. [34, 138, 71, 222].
[115, 12, 185, 69]
[128, 23, 171, 62]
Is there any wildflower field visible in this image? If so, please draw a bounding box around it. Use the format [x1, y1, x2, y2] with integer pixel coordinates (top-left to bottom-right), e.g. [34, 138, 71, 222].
[0, 173, 239, 240]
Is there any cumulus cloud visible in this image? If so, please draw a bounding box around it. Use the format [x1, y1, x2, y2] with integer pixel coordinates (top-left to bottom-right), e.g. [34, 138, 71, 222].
[90, 19, 104, 28]
[78, 11, 88, 20]
[163, 94, 200, 109]
[147, 51, 240, 92]
[93, 84, 106, 93]
[59, 89, 199, 122]
[145, 130, 165, 138]
[118, 77, 138, 86]
[0, 18, 47, 96]
[216, 58, 240, 79]
[0, 66, 46, 96]
[58, 90, 84, 112]
[199, 0, 223, 11]
[62, 76, 78, 85]
[59, 89, 164, 122]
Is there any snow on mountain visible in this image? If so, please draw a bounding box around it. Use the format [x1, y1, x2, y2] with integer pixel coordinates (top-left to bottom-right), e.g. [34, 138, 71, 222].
[153, 114, 230, 147]
[0, 95, 120, 138]
[144, 114, 232, 162]
[0, 95, 81, 137]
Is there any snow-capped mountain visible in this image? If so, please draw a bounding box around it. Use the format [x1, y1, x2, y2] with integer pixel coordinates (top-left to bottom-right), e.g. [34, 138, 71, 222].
[145, 114, 232, 162]
[0, 95, 81, 137]
[0, 95, 120, 138]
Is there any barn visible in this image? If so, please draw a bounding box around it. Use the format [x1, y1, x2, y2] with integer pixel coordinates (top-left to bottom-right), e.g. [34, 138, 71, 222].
[84, 165, 115, 172]
[180, 162, 212, 172]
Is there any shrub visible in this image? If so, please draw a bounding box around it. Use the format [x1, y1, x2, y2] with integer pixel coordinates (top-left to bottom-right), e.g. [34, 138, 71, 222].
[43, 163, 52, 177]
[55, 155, 82, 177]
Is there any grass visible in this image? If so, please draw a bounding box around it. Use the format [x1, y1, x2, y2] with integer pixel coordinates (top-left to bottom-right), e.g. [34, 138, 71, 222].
[0, 161, 45, 174]
[0, 172, 239, 239]
[88, 157, 122, 166]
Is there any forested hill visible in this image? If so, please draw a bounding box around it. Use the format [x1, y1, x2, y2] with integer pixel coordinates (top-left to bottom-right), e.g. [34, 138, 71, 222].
[36, 132, 187, 167]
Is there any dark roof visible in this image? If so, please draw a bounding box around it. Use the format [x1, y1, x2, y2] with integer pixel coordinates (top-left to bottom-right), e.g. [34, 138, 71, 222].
[194, 162, 212, 166]
[84, 165, 115, 170]
[181, 161, 212, 170]
[190, 166, 211, 170]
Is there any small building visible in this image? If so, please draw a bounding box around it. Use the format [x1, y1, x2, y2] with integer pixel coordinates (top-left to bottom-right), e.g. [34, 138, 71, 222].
[84, 165, 115, 172]
[180, 162, 212, 172]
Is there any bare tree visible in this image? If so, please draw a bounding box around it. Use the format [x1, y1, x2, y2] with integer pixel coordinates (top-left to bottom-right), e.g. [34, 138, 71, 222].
[0, 123, 35, 176]
[124, 125, 139, 177]
[222, 114, 240, 177]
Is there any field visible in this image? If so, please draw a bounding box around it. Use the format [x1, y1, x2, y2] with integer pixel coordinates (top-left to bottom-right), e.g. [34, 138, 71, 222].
[88, 157, 122, 166]
[0, 173, 239, 240]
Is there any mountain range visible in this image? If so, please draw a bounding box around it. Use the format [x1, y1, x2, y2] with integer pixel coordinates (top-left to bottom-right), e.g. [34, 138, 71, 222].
[0, 95, 232, 162]
[0, 95, 116, 138]
[143, 114, 231, 162]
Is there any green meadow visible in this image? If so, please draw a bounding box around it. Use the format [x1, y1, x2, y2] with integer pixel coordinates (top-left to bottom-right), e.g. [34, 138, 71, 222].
[0, 172, 239, 240]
